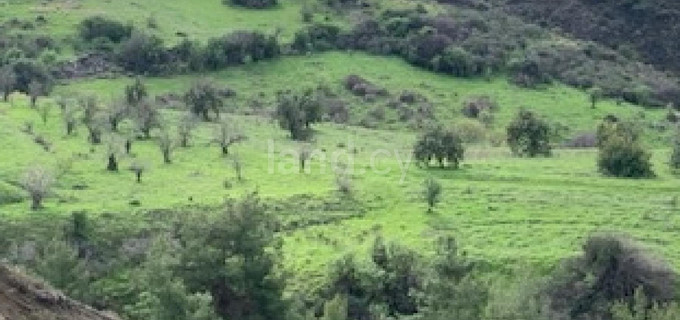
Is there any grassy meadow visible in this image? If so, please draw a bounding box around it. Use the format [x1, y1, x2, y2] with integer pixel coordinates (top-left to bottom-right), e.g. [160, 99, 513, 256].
[1, 49, 679, 293]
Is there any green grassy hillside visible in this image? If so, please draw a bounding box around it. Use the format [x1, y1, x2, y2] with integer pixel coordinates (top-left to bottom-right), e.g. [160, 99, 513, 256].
[2, 52, 679, 293]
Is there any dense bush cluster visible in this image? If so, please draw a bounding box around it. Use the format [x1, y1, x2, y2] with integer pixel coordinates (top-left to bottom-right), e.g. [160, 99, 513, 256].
[75, 17, 280, 75]
[290, 7, 680, 108]
[225, 0, 278, 9]
[501, 0, 680, 75]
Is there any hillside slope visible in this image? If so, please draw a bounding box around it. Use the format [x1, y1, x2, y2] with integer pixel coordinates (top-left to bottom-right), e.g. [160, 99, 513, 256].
[499, 0, 680, 74]
[0, 264, 119, 320]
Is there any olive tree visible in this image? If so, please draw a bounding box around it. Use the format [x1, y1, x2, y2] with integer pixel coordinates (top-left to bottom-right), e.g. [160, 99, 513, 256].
[158, 129, 174, 164]
[214, 120, 246, 156]
[21, 165, 54, 210]
[414, 127, 465, 168]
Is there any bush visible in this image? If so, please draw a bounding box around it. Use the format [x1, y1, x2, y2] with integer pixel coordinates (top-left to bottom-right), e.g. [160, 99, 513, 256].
[79, 16, 133, 43]
[547, 234, 676, 319]
[461, 95, 498, 119]
[225, 0, 278, 9]
[116, 32, 169, 74]
[598, 136, 654, 178]
[506, 110, 551, 157]
[292, 23, 341, 52]
[200, 31, 279, 70]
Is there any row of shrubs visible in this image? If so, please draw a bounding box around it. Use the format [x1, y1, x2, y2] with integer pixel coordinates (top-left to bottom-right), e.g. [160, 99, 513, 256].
[291, 7, 680, 108]
[77, 16, 281, 75]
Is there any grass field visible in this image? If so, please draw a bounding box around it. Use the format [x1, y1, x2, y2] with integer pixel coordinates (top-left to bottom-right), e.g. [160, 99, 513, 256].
[1, 0, 309, 43]
[1, 51, 679, 293]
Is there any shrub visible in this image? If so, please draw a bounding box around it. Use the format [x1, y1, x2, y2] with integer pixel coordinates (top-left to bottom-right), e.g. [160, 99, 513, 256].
[423, 178, 442, 213]
[116, 32, 168, 74]
[547, 233, 676, 319]
[596, 117, 653, 178]
[451, 119, 487, 143]
[432, 46, 477, 77]
[461, 95, 498, 119]
[414, 127, 465, 168]
[292, 23, 341, 52]
[598, 136, 653, 178]
[10, 59, 52, 95]
[506, 110, 551, 157]
[225, 0, 278, 9]
[79, 16, 132, 43]
[200, 31, 279, 70]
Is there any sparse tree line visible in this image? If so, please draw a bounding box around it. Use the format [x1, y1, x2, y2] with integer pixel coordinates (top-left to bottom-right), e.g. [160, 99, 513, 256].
[2, 200, 679, 320]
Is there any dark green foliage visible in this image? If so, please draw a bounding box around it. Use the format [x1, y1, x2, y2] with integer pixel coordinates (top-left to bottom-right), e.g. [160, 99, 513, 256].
[79, 16, 133, 43]
[225, 0, 278, 9]
[506, 110, 551, 157]
[275, 89, 323, 140]
[292, 23, 342, 53]
[546, 234, 676, 320]
[0, 66, 16, 101]
[117, 32, 169, 74]
[179, 193, 285, 320]
[597, 117, 654, 178]
[9, 59, 52, 96]
[419, 236, 488, 320]
[199, 31, 279, 71]
[324, 238, 422, 320]
[414, 127, 465, 168]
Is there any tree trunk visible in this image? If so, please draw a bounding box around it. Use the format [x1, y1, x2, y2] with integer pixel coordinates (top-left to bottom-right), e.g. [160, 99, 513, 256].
[136, 171, 142, 183]
[222, 145, 229, 155]
[107, 154, 118, 171]
[31, 196, 41, 210]
[125, 140, 132, 154]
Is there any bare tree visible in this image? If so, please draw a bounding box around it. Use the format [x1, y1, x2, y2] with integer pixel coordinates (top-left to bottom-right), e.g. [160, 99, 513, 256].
[79, 95, 103, 144]
[28, 81, 44, 108]
[299, 144, 311, 173]
[62, 105, 77, 135]
[232, 155, 244, 181]
[106, 136, 123, 172]
[129, 161, 147, 183]
[158, 130, 174, 164]
[132, 101, 160, 139]
[177, 113, 197, 147]
[214, 120, 246, 156]
[21, 166, 54, 210]
[106, 99, 128, 132]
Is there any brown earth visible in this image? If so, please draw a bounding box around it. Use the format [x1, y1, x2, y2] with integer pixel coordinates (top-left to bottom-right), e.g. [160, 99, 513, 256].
[0, 264, 119, 320]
